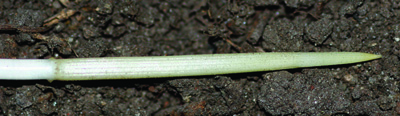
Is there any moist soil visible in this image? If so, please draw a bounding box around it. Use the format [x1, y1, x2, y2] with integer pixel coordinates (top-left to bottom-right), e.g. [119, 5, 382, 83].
[0, 0, 399, 115]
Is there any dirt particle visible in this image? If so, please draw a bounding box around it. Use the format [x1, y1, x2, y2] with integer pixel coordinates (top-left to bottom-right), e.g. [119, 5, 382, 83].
[37, 92, 53, 103]
[396, 102, 400, 114]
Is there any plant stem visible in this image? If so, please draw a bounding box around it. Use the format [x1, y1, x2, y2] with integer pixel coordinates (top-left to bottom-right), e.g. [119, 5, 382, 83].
[0, 52, 381, 82]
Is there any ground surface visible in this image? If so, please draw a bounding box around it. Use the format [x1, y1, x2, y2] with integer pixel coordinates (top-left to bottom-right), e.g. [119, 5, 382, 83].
[0, 0, 398, 115]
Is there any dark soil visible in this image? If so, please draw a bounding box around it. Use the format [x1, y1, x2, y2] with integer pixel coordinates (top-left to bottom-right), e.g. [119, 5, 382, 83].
[0, 0, 398, 115]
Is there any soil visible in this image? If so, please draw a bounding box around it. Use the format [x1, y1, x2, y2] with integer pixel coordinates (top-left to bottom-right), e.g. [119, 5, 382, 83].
[0, 0, 398, 115]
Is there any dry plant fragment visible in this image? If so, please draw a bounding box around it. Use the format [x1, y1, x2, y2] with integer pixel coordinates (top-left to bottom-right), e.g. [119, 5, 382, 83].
[30, 33, 73, 56]
[43, 9, 77, 27]
[0, 24, 50, 33]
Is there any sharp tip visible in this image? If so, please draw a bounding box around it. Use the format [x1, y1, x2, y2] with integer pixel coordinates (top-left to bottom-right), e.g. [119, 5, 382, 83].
[364, 53, 382, 60]
[372, 54, 382, 59]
